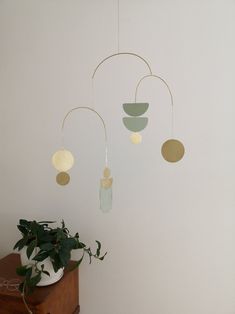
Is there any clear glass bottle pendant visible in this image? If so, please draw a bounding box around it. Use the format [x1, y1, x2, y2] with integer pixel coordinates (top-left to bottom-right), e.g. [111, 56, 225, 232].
[99, 186, 112, 212]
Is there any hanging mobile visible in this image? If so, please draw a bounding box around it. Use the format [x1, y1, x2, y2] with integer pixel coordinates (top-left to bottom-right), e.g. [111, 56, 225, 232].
[91, 0, 185, 159]
[52, 106, 113, 212]
[92, 53, 151, 145]
[92, 54, 185, 160]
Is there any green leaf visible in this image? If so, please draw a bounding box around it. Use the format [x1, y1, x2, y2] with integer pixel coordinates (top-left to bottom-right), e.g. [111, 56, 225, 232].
[30, 221, 40, 236]
[51, 255, 62, 272]
[75, 254, 84, 267]
[13, 237, 28, 251]
[95, 240, 101, 257]
[99, 252, 107, 261]
[42, 270, 50, 277]
[40, 243, 54, 251]
[69, 254, 84, 271]
[29, 273, 41, 287]
[49, 250, 56, 259]
[33, 251, 49, 262]
[17, 225, 28, 235]
[56, 228, 67, 241]
[19, 219, 30, 228]
[61, 238, 77, 250]
[40, 264, 50, 276]
[74, 241, 85, 249]
[16, 265, 28, 276]
[39, 233, 54, 243]
[59, 248, 71, 267]
[26, 239, 37, 259]
[38, 221, 56, 224]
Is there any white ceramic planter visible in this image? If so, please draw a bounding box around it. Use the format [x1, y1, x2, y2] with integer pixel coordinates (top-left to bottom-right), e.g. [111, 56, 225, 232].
[20, 247, 64, 286]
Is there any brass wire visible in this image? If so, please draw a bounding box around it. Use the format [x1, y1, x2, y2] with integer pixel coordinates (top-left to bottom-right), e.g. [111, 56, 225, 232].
[61, 106, 109, 166]
[134, 74, 175, 137]
[92, 52, 152, 79]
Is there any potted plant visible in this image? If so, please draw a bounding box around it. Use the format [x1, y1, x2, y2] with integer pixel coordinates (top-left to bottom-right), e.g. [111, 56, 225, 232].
[14, 219, 106, 296]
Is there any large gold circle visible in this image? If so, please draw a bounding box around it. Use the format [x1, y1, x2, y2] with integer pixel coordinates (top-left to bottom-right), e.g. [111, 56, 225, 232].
[56, 172, 70, 185]
[52, 150, 74, 172]
[161, 139, 185, 162]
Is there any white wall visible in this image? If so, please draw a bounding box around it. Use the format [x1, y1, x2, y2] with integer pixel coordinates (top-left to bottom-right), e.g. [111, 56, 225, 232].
[1, 0, 235, 313]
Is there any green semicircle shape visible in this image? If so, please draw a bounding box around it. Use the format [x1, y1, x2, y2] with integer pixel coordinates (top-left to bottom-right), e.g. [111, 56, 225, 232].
[123, 103, 149, 116]
[122, 117, 148, 132]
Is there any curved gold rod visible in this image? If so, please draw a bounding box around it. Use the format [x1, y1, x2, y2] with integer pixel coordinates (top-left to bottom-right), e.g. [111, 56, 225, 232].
[61, 106, 108, 166]
[134, 74, 175, 137]
[92, 52, 152, 79]
[134, 74, 174, 106]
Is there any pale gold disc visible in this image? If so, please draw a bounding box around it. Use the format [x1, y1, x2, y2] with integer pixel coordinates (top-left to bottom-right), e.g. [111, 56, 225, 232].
[56, 172, 70, 185]
[52, 149, 74, 172]
[130, 132, 142, 144]
[101, 178, 113, 189]
[103, 167, 111, 178]
[161, 139, 185, 162]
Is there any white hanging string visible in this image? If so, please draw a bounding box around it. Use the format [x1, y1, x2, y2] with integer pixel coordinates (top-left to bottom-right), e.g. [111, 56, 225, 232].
[91, 77, 95, 109]
[117, 0, 120, 53]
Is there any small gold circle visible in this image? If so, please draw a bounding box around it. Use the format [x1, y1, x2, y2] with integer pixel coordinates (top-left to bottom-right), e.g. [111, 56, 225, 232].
[103, 167, 111, 178]
[161, 139, 185, 162]
[130, 132, 142, 144]
[56, 172, 70, 185]
[101, 178, 113, 189]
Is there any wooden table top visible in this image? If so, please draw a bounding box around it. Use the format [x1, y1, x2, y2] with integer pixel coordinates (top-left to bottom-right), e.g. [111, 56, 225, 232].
[0, 253, 78, 306]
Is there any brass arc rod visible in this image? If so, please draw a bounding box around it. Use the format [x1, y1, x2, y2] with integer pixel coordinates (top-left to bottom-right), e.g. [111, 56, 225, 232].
[134, 74, 174, 106]
[134, 74, 175, 137]
[92, 52, 153, 79]
[61, 106, 109, 166]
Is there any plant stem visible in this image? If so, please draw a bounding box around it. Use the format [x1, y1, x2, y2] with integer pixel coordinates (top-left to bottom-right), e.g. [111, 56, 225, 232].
[21, 282, 33, 314]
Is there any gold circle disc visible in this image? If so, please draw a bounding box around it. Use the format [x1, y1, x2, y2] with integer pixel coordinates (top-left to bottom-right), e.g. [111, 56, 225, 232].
[56, 172, 70, 185]
[52, 149, 74, 172]
[103, 167, 111, 178]
[101, 178, 113, 189]
[130, 132, 142, 144]
[161, 139, 185, 162]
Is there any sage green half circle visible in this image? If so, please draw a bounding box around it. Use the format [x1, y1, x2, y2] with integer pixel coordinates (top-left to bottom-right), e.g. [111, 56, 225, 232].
[123, 103, 149, 116]
[122, 117, 148, 132]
